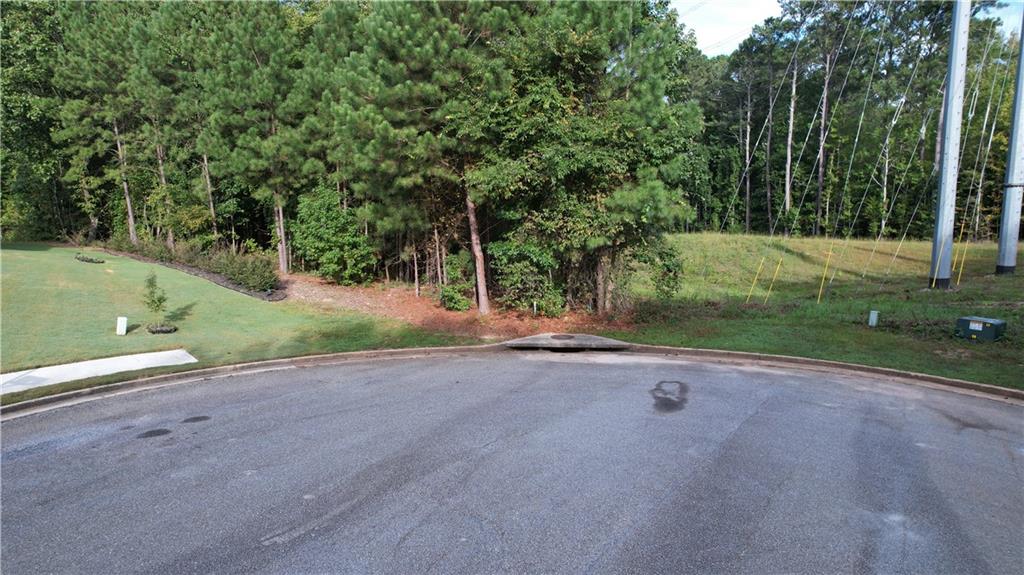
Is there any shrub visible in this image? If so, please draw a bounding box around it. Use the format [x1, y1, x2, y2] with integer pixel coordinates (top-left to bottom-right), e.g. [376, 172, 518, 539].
[108, 234, 277, 293]
[173, 237, 212, 268]
[635, 241, 684, 299]
[440, 251, 476, 311]
[444, 250, 473, 288]
[137, 237, 173, 262]
[292, 186, 375, 285]
[440, 285, 472, 311]
[488, 241, 564, 316]
[208, 249, 278, 292]
[75, 253, 105, 264]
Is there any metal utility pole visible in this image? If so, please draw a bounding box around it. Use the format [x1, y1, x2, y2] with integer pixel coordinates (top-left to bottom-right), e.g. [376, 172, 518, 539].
[929, 0, 971, 289]
[995, 9, 1024, 275]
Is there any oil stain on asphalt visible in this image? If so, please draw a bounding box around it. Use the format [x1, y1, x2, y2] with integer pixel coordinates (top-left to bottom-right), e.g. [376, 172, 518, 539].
[650, 381, 688, 414]
[181, 416, 211, 423]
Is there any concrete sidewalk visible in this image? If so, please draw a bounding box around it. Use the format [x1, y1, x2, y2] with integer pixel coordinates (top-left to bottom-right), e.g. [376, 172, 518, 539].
[1, 349, 198, 395]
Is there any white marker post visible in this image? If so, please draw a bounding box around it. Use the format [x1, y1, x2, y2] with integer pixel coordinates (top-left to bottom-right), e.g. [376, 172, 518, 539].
[116, 316, 128, 336]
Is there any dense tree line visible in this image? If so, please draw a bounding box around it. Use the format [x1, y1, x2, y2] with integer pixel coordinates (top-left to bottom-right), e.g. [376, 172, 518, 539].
[1, 1, 1018, 314]
[701, 0, 1018, 244]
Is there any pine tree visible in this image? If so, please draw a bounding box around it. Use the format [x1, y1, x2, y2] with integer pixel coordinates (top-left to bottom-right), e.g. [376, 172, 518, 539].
[200, 1, 303, 272]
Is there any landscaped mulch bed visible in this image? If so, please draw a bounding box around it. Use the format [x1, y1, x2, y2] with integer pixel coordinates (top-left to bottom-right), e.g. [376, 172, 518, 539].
[99, 248, 287, 302]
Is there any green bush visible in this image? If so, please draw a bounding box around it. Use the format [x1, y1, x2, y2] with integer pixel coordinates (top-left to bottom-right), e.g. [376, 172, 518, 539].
[107, 233, 277, 292]
[488, 241, 564, 316]
[292, 186, 376, 285]
[636, 241, 684, 299]
[173, 237, 209, 268]
[439, 285, 472, 311]
[439, 251, 476, 311]
[137, 237, 173, 262]
[208, 249, 278, 292]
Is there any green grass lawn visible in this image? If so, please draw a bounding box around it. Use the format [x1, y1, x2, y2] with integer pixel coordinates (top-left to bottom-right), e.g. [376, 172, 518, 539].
[609, 233, 1024, 389]
[2, 235, 1022, 403]
[1, 243, 470, 402]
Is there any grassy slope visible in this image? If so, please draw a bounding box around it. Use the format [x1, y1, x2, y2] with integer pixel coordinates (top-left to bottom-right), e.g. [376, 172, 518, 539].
[610, 233, 1024, 389]
[1, 244, 469, 401]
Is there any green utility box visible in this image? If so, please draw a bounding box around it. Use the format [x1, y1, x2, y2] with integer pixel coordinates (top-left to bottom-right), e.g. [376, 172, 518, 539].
[954, 316, 1007, 342]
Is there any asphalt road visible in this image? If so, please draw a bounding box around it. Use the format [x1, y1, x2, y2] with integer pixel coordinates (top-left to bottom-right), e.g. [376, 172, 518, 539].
[2, 351, 1022, 574]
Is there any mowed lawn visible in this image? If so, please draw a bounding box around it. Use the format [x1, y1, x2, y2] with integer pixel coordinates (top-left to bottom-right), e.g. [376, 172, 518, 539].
[613, 233, 1024, 389]
[1, 243, 467, 399]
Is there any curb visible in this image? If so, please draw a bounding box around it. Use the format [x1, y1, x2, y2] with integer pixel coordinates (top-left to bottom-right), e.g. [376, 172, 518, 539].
[3, 341, 1020, 419]
[0, 344, 506, 420]
[627, 344, 1024, 402]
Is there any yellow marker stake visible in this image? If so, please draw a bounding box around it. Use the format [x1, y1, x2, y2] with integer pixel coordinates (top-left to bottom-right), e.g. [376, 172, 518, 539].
[763, 256, 783, 305]
[818, 241, 835, 304]
[746, 256, 766, 304]
[956, 240, 970, 285]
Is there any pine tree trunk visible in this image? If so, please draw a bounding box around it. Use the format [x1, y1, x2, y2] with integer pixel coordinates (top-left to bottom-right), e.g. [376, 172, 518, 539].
[744, 86, 752, 233]
[413, 242, 420, 297]
[337, 162, 349, 210]
[156, 142, 174, 249]
[112, 120, 138, 246]
[465, 193, 490, 314]
[273, 191, 288, 273]
[595, 251, 615, 314]
[765, 81, 773, 230]
[815, 53, 831, 236]
[434, 227, 443, 285]
[784, 63, 796, 214]
[441, 245, 448, 285]
[934, 80, 946, 173]
[82, 188, 98, 242]
[880, 145, 889, 237]
[202, 154, 218, 236]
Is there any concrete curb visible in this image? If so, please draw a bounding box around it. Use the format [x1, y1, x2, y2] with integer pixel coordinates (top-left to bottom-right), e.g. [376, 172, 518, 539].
[627, 344, 1024, 402]
[0, 344, 506, 420]
[3, 341, 1020, 420]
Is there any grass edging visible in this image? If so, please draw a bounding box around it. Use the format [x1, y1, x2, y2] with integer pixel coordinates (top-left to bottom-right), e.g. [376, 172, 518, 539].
[0, 343, 506, 419]
[628, 344, 1024, 402]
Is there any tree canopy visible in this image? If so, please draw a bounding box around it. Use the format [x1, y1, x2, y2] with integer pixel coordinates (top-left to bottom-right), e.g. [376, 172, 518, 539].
[1, 0, 1018, 314]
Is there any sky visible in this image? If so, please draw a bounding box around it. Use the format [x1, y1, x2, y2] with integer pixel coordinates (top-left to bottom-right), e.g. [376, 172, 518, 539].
[670, 0, 1024, 58]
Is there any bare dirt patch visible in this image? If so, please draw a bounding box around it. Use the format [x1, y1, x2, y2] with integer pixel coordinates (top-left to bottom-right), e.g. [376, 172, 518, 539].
[281, 274, 632, 339]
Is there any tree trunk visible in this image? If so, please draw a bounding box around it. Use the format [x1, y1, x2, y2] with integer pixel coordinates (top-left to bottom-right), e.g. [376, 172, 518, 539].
[784, 62, 796, 215]
[815, 51, 832, 236]
[465, 193, 490, 314]
[744, 85, 752, 233]
[337, 161, 349, 210]
[441, 245, 448, 285]
[202, 153, 218, 236]
[595, 251, 615, 314]
[82, 187, 98, 242]
[273, 191, 288, 273]
[934, 79, 946, 173]
[413, 242, 420, 297]
[434, 227, 443, 285]
[765, 79, 773, 230]
[155, 142, 174, 249]
[112, 120, 138, 246]
[880, 145, 889, 237]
